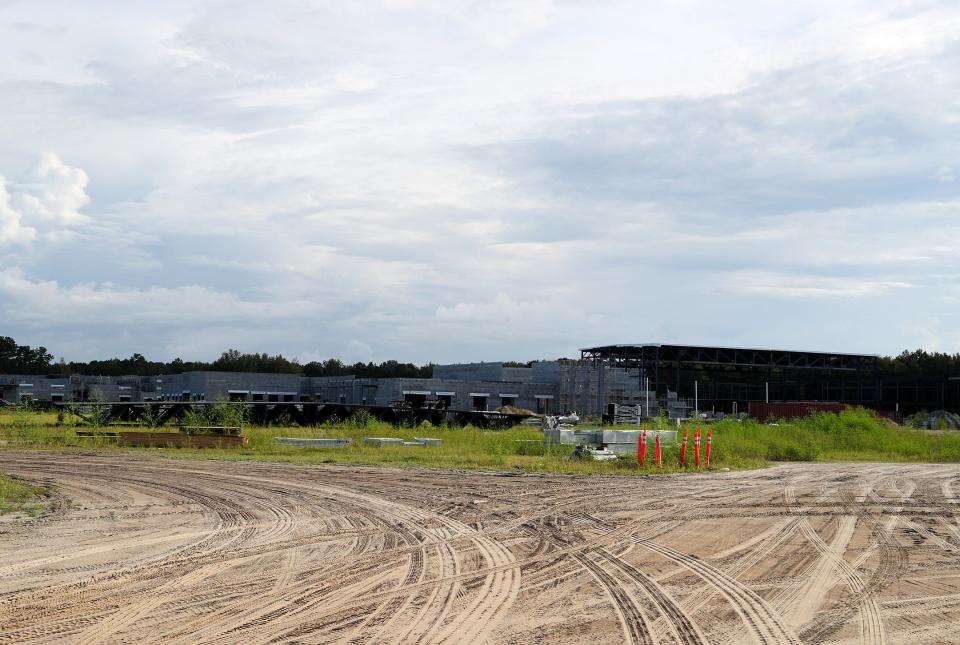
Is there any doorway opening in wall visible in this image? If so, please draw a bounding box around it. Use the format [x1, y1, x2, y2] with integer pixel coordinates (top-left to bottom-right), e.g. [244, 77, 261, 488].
[436, 393, 454, 409]
[229, 391, 247, 402]
[472, 395, 488, 411]
[536, 397, 551, 415]
[119, 395, 131, 402]
[268, 393, 279, 403]
[403, 391, 429, 408]
[252, 392, 264, 402]
[51, 394, 64, 402]
[500, 396, 516, 408]
[282, 394, 294, 402]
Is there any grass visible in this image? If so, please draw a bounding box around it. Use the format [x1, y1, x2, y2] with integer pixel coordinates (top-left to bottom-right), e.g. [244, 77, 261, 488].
[1, 406, 959, 475]
[708, 408, 960, 464]
[0, 471, 48, 515]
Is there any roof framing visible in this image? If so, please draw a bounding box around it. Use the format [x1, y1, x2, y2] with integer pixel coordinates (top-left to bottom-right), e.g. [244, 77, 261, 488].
[579, 344, 878, 372]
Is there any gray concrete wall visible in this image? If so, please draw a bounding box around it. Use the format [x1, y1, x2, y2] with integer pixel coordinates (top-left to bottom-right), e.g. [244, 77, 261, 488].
[0, 374, 144, 402]
[306, 376, 381, 405]
[3, 362, 572, 413]
[559, 362, 657, 417]
[4, 375, 72, 402]
[434, 361, 562, 385]
[432, 362, 506, 381]
[373, 377, 558, 413]
[158, 371, 303, 401]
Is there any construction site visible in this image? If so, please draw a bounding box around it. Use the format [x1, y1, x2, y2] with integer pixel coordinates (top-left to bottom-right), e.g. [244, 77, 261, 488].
[3, 452, 960, 643]
[3, 343, 958, 427]
[3, 343, 960, 643]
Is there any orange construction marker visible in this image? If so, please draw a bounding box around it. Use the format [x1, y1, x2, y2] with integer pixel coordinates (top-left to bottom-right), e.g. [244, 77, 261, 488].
[679, 429, 688, 467]
[655, 432, 662, 467]
[694, 429, 701, 468]
[705, 430, 713, 468]
[638, 428, 647, 466]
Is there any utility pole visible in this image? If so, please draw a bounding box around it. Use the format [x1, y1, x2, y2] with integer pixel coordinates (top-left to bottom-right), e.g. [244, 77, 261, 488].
[694, 380, 698, 419]
[645, 377, 650, 419]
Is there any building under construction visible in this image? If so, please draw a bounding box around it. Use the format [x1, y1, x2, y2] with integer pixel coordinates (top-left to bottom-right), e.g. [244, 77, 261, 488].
[579, 343, 960, 415]
[3, 342, 957, 418]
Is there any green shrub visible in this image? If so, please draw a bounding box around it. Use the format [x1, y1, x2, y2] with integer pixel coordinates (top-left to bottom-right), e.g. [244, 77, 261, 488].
[180, 398, 247, 434]
[350, 409, 372, 428]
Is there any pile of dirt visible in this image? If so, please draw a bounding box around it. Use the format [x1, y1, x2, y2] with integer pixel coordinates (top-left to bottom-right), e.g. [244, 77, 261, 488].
[496, 405, 537, 416]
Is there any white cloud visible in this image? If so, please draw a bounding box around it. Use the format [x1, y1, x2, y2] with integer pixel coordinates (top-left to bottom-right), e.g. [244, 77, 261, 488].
[0, 176, 36, 245]
[14, 153, 90, 225]
[0, 267, 315, 326]
[1, 1, 960, 359]
[345, 339, 374, 364]
[0, 154, 91, 248]
[730, 272, 913, 299]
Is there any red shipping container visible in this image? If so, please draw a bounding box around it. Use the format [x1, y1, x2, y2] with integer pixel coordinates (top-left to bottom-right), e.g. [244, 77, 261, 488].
[748, 402, 847, 420]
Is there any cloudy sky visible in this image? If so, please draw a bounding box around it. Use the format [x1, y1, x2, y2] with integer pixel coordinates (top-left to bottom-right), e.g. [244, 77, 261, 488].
[1, 1, 958, 364]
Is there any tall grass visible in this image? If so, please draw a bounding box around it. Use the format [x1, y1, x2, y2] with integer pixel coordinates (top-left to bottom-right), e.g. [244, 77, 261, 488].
[0, 471, 46, 515]
[693, 408, 960, 464]
[3, 406, 960, 475]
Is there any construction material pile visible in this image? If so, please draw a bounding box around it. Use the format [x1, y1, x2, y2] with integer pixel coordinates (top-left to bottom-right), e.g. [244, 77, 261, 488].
[496, 405, 537, 416]
[924, 410, 960, 430]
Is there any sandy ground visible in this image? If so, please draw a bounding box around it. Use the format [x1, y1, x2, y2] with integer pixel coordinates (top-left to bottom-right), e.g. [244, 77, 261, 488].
[2, 453, 960, 644]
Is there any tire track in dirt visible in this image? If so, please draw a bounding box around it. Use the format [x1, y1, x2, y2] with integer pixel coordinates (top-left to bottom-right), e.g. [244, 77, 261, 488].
[636, 539, 802, 645]
[573, 551, 654, 645]
[4, 455, 960, 644]
[594, 547, 707, 645]
[797, 474, 907, 644]
[780, 482, 885, 644]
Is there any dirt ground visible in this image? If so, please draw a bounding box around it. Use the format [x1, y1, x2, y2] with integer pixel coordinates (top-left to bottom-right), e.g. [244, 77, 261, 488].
[2, 453, 960, 644]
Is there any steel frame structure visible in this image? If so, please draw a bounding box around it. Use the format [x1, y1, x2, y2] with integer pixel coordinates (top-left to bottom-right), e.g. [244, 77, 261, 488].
[579, 344, 959, 413]
[581, 344, 878, 372]
[579, 343, 886, 411]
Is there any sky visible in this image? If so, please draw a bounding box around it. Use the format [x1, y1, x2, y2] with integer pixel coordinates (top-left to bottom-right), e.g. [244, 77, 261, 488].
[0, 0, 959, 364]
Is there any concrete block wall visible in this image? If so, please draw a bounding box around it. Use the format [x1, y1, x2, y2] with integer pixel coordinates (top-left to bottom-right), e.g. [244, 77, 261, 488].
[3, 375, 72, 402]
[372, 377, 559, 413]
[307, 376, 380, 405]
[432, 362, 507, 381]
[157, 371, 303, 401]
[434, 360, 562, 385]
[558, 362, 659, 418]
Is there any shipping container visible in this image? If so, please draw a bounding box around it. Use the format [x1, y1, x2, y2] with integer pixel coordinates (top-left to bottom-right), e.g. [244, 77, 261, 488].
[748, 401, 848, 420]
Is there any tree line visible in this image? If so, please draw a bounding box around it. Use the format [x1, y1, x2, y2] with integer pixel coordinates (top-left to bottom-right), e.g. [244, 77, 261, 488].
[3, 335, 959, 379]
[0, 337, 433, 379]
[878, 349, 960, 375]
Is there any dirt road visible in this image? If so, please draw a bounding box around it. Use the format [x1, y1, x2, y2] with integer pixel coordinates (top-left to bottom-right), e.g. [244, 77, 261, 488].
[2, 453, 960, 644]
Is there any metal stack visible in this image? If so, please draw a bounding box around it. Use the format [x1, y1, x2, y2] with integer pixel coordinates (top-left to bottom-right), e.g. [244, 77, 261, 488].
[602, 429, 678, 455]
[612, 404, 644, 425]
[543, 422, 678, 455]
[275, 437, 351, 448]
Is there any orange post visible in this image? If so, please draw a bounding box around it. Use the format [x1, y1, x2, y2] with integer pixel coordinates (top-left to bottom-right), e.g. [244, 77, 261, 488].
[694, 429, 701, 468]
[654, 433, 662, 467]
[705, 430, 712, 468]
[638, 428, 647, 466]
[679, 430, 688, 467]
